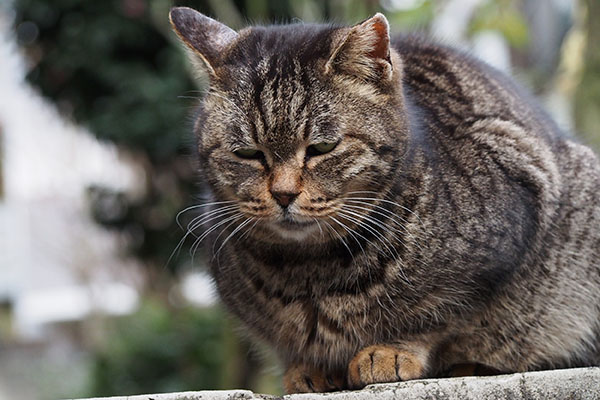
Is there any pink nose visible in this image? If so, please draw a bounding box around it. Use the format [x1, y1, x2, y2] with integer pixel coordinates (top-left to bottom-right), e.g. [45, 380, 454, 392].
[271, 190, 299, 207]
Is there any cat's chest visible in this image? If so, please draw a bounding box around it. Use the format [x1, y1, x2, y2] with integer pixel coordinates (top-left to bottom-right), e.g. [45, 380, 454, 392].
[226, 241, 360, 296]
[235, 274, 382, 366]
[213, 245, 389, 361]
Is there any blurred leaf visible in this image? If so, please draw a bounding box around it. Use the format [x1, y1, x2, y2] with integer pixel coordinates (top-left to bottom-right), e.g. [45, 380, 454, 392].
[88, 301, 228, 396]
[469, 0, 529, 48]
[575, 0, 600, 147]
[387, 0, 434, 31]
[15, 0, 196, 162]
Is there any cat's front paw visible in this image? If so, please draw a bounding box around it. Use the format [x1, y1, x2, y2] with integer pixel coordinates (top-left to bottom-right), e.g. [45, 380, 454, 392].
[347, 345, 425, 389]
[283, 364, 346, 393]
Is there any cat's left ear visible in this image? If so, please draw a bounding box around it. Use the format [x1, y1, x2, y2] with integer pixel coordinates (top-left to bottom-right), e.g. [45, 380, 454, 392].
[169, 7, 238, 78]
[326, 13, 393, 83]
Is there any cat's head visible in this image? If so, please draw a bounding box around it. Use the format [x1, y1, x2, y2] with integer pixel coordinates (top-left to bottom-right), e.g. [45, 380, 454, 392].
[171, 8, 410, 242]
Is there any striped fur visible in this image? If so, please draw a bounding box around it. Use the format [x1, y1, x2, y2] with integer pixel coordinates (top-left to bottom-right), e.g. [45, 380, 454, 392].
[170, 8, 600, 393]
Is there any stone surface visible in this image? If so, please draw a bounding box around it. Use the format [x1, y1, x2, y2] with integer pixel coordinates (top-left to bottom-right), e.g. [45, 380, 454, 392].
[69, 367, 600, 400]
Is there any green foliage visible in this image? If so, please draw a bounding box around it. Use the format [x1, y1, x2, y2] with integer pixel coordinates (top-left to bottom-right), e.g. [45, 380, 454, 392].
[14, 0, 207, 272]
[387, 0, 434, 31]
[469, 0, 529, 48]
[575, 0, 600, 147]
[88, 301, 228, 396]
[15, 0, 196, 161]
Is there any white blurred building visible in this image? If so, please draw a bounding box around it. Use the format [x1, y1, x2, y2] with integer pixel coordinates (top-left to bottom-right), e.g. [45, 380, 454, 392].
[0, 9, 145, 342]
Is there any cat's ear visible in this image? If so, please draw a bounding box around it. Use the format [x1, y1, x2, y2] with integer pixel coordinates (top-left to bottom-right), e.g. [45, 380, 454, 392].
[169, 7, 238, 77]
[326, 13, 393, 82]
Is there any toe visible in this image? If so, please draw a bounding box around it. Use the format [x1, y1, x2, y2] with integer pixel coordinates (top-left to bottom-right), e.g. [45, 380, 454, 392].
[348, 345, 425, 389]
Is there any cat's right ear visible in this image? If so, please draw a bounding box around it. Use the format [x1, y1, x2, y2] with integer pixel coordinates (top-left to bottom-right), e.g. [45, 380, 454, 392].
[326, 13, 394, 83]
[169, 7, 238, 78]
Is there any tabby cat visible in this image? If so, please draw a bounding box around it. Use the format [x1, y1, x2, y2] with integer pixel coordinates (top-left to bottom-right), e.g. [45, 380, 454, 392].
[169, 7, 600, 393]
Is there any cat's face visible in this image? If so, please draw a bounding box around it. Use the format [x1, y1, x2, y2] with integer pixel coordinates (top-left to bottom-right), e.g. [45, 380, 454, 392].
[171, 8, 409, 241]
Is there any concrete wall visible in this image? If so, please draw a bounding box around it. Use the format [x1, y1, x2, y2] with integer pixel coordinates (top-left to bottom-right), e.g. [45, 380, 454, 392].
[71, 367, 600, 400]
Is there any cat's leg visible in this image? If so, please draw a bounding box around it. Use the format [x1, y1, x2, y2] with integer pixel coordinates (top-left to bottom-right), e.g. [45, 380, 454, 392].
[283, 363, 346, 393]
[347, 343, 430, 389]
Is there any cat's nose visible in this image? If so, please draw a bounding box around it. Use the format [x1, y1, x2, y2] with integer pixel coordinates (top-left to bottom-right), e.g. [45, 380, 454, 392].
[271, 190, 300, 208]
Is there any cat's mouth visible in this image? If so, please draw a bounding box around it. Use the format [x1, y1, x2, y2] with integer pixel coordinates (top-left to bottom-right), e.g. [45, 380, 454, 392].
[276, 213, 315, 229]
[277, 219, 314, 229]
[267, 214, 320, 240]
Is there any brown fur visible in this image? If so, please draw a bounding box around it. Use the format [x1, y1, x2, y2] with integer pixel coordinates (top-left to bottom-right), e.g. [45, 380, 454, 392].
[170, 8, 600, 393]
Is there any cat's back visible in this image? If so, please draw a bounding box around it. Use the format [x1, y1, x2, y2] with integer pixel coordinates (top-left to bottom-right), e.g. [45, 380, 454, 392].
[392, 35, 564, 145]
[393, 35, 600, 367]
[392, 34, 600, 218]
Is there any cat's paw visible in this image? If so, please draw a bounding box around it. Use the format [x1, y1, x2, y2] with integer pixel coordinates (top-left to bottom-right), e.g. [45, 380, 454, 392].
[283, 364, 346, 393]
[347, 345, 425, 389]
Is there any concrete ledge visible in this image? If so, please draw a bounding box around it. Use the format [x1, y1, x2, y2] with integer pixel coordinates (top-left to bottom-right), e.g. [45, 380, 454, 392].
[70, 367, 600, 400]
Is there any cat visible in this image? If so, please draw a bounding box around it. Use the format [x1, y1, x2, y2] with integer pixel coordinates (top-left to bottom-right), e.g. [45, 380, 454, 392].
[169, 7, 600, 393]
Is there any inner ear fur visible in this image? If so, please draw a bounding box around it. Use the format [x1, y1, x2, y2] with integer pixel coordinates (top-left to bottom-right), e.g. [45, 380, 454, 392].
[326, 13, 393, 82]
[169, 7, 238, 77]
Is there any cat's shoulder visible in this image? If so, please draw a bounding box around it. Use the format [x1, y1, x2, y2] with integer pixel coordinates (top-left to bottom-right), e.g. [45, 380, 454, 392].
[391, 33, 506, 84]
[392, 33, 568, 142]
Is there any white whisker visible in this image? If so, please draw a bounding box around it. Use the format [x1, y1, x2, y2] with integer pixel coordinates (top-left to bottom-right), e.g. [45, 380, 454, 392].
[213, 217, 255, 260]
[329, 216, 368, 259]
[313, 217, 324, 238]
[175, 200, 236, 230]
[166, 204, 239, 268]
[237, 217, 262, 242]
[343, 198, 426, 253]
[344, 192, 424, 225]
[336, 210, 398, 260]
[340, 204, 424, 254]
[322, 219, 354, 261]
[190, 213, 244, 259]
[337, 209, 410, 283]
[341, 205, 408, 241]
[187, 206, 240, 238]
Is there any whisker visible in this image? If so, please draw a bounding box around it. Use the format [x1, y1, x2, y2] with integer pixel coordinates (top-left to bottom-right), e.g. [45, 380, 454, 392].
[166, 205, 237, 266]
[343, 199, 426, 252]
[210, 212, 248, 255]
[166, 232, 191, 270]
[329, 216, 375, 284]
[176, 200, 236, 230]
[341, 204, 409, 238]
[341, 203, 423, 251]
[339, 208, 404, 244]
[343, 199, 411, 226]
[329, 216, 368, 259]
[207, 90, 247, 117]
[190, 213, 243, 259]
[237, 217, 262, 243]
[187, 206, 240, 238]
[336, 210, 398, 260]
[313, 217, 324, 238]
[337, 209, 412, 284]
[213, 217, 255, 260]
[166, 205, 239, 268]
[344, 192, 423, 224]
[322, 220, 354, 261]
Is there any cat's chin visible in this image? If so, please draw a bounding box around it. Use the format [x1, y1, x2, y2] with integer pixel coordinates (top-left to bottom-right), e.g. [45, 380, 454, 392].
[269, 220, 321, 242]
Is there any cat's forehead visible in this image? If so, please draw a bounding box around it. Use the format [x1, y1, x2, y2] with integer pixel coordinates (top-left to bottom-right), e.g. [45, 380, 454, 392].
[222, 72, 337, 158]
[215, 25, 342, 155]
[230, 24, 339, 68]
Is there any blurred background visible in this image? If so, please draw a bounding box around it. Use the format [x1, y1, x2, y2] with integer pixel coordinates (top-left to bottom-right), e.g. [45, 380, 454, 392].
[0, 0, 598, 398]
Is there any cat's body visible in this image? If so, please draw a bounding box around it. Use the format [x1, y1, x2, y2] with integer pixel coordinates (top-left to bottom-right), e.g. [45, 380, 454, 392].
[170, 8, 600, 392]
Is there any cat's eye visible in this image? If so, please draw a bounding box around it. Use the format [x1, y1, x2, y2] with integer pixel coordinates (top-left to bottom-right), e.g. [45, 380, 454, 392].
[234, 148, 264, 160]
[306, 141, 338, 157]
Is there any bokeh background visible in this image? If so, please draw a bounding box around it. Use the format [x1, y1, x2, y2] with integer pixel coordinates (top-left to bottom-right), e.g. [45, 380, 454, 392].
[0, 0, 598, 398]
